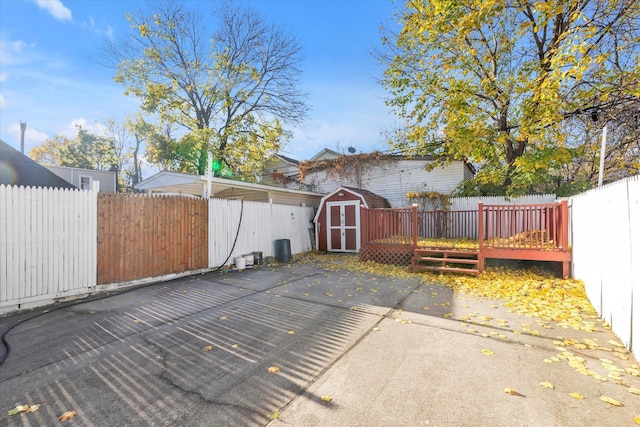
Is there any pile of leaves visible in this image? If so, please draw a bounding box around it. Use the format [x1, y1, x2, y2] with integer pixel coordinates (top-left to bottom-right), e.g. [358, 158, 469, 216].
[417, 237, 479, 251]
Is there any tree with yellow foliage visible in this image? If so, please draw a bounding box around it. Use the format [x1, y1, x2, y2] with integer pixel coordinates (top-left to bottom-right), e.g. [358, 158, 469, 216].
[101, 0, 307, 179]
[380, 0, 639, 195]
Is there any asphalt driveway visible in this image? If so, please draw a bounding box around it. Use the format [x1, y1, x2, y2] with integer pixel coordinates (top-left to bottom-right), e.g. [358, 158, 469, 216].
[0, 256, 429, 426]
[1, 255, 639, 426]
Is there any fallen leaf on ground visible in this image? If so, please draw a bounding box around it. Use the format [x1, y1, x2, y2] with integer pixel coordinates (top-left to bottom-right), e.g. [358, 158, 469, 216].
[321, 395, 332, 403]
[8, 404, 35, 416]
[569, 392, 584, 400]
[481, 349, 494, 356]
[202, 345, 213, 352]
[628, 387, 640, 395]
[231, 344, 238, 349]
[287, 330, 295, 335]
[539, 382, 555, 389]
[600, 396, 623, 407]
[503, 387, 525, 397]
[267, 366, 280, 374]
[608, 339, 625, 348]
[58, 410, 77, 421]
[634, 416, 640, 424]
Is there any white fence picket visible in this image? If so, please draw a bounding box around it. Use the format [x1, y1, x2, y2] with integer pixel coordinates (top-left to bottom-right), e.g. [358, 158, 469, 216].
[571, 175, 639, 356]
[208, 198, 315, 268]
[449, 194, 556, 210]
[0, 185, 98, 314]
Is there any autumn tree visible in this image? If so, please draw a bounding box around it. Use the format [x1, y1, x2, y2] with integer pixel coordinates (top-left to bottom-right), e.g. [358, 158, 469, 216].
[102, 0, 308, 178]
[30, 126, 117, 171]
[380, 0, 640, 195]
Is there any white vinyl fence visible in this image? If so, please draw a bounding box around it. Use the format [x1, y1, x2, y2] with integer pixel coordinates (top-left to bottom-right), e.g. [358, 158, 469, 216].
[571, 176, 639, 356]
[0, 185, 98, 313]
[449, 194, 556, 210]
[1, 187, 315, 315]
[208, 198, 315, 268]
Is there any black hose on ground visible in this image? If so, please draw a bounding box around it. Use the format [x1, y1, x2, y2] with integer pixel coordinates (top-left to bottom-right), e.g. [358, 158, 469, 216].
[0, 199, 246, 366]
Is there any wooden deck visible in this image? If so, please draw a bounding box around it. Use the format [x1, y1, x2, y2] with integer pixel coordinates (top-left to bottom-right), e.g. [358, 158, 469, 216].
[360, 201, 571, 277]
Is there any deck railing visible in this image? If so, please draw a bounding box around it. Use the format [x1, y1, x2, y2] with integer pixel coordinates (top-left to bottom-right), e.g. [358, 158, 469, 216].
[361, 201, 569, 251]
[478, 201, 569, 251]
[418, 209, 478, 239]
[360, 207, 416, 246]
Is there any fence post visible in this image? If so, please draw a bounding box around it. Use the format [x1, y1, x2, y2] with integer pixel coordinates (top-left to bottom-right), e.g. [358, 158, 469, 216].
[412, 204, 418, 248]
[360, 205, 368, 245]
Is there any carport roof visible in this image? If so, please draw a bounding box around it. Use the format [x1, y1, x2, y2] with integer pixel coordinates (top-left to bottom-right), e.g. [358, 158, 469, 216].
[135, 170, 324, 207]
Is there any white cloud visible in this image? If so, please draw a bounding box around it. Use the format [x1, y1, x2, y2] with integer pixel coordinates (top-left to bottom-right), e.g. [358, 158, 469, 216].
[0, 38, 37, 65]
[61, 118, 107, 137]
[34, 0, 72, 22]
[83, 15, 114, 40]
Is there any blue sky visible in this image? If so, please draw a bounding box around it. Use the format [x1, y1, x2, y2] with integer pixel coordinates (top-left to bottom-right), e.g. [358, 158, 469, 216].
[0, 0, 401, 170]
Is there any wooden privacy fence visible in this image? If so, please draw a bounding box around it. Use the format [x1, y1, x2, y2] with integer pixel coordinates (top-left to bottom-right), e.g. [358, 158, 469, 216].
[97, 193, 208, 285]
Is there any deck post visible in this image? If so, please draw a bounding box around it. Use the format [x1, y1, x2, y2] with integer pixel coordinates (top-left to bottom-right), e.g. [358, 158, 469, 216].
[477, 203, 485, 272]
[560, 200, 569, 251]
[412, 204, 418, 248]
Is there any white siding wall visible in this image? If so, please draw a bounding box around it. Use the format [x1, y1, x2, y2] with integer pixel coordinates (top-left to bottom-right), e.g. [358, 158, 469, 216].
[0, 185, 98, 314]
[300, 160, 468, 207]
[571, 176, 639, 357]
[208, 198, 315, 268]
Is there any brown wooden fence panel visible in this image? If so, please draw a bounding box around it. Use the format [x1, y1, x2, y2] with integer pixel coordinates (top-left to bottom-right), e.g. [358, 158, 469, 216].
[97, 193, 208, 285]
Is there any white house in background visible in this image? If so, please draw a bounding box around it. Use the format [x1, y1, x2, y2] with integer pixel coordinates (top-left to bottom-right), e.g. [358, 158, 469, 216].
[261, 153, 300, 185]
[265, 149, 476, 207]
[45, 165, 117, 193]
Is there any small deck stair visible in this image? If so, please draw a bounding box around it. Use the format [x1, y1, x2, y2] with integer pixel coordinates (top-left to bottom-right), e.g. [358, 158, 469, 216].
[408, 247, 480, 276]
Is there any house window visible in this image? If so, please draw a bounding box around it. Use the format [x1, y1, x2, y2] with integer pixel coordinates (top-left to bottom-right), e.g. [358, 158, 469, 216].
[79, 175, 92, 190]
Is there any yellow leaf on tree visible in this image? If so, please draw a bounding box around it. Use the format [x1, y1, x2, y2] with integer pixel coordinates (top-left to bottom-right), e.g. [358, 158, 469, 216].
[540, 382, 555, 389]
[600, 396, 623, 406]
[58, 410, 77, 421]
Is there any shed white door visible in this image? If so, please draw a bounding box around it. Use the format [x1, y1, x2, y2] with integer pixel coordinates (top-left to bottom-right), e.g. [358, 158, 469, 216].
[326, 201, 360, 252]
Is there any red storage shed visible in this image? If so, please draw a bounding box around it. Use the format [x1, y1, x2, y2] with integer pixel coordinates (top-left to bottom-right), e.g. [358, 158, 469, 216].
[314, 187, 390, 252]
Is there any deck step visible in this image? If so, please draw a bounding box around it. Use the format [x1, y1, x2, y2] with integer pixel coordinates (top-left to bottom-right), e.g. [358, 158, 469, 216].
[409, 247, 480, 276]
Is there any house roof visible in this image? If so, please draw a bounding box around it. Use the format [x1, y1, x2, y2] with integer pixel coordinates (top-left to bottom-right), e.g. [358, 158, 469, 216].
[135, 170, 324, 206]
[0, 139, 77, 190]
[274, 154, 299, 165]
[309, 148, 342, 161]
